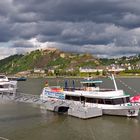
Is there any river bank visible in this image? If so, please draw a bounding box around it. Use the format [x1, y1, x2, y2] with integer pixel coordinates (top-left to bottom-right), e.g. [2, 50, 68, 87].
[27, 75, 140, 79]
[7, 73, 140, 80]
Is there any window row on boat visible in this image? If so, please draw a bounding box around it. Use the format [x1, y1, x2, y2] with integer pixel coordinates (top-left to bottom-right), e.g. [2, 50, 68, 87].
[63, 87, 114, 92]
[65, 95, 130, 105]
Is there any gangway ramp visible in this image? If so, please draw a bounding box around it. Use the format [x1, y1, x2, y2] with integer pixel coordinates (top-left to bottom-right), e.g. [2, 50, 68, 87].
[0, 92, 43, 104]
[0, 92, 102, 119]
[0, 92, 70, 107]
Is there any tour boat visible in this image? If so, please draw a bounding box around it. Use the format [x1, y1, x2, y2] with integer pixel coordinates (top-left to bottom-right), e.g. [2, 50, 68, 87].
[0, 75, 17, 94]
[40, 75, 140, 117]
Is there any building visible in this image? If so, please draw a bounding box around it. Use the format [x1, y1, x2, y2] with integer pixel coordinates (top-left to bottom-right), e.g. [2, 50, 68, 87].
[34, 68, 45, 74]
[79, 67, 103, 73]
[106, 66, 125, 73]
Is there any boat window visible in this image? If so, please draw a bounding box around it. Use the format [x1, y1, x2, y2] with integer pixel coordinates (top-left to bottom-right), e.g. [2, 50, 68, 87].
[71, 96, 80, 101]
[0, 85, 4, 88]
[65, 95, 71, 100]
[98, 99, 104, 104]
[104, 99, 113, 105]
[80, 96, 85, 101]
[65, 95, 80, 101]
[86, 98, 93, 103]
[126, 97, 130, 103]
[84, 83, 96, 87]
[86, 98, 97, 103]
[89, 83, 96, 87]
[86, 98, 105, 104]
[0, 76, 5, 79]
[113, 98, 124, 105]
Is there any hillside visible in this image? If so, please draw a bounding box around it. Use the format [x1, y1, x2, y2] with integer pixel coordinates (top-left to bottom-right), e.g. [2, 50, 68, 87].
[1, 48, 140, 75]
[0, 48, 101, 74]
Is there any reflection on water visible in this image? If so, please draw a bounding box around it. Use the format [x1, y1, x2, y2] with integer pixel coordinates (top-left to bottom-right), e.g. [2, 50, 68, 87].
[0, 78, 140, 140]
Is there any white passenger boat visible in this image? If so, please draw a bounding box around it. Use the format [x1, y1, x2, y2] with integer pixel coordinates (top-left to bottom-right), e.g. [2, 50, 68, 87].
[0, 75, 17, 94]
[40, 75, 140, 117]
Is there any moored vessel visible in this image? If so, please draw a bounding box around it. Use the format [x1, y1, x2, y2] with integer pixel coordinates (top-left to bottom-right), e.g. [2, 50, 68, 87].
[40, 75, 140, 117]
[0, 75, 17, 94]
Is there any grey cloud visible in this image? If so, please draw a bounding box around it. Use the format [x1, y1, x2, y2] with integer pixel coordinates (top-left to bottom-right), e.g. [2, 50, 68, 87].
[10, 12, 41, 23]
[0, 21, 13, 42]
[11, 22, 38, 39]
[1, 0, 140, 58]
[46, 42, 140, 58]
[0, 1, 13, 16]
[12, 0, 140, 27]
[13, 40, 34, 48]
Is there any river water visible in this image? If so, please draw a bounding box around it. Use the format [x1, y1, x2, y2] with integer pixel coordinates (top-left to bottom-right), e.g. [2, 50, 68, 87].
[0, 77, 140, 140]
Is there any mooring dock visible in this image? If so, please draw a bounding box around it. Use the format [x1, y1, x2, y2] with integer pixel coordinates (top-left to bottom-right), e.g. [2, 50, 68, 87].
[0, 92, 102, 119]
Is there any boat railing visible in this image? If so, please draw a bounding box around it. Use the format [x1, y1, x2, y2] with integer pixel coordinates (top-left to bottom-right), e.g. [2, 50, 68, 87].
[99, 89, 115, 92]
[63, 87, 115, 92]
[63, 87, 83, 91]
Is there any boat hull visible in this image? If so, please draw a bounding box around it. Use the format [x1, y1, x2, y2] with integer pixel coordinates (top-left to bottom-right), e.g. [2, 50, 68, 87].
[40, 95, 140, 117]
[102, 105, 140, 117]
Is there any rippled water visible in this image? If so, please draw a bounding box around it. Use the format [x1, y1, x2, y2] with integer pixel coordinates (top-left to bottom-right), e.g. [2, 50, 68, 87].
[0, 77, 140, 140]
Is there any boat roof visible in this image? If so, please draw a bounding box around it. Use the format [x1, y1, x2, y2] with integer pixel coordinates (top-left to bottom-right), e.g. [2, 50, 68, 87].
[81, 80, 103, 84]
[0, 75, 9, 82]
[63, 91, 129, 99]
[0, 80, 17, 85]
[109, 95, 130, 99]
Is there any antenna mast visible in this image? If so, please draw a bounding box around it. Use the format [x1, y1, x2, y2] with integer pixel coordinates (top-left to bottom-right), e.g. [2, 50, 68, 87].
[112, 74, 118, 91]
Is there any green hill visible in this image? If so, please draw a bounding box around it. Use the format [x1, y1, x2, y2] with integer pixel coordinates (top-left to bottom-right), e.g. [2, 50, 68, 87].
[0, 48, 101, 74]
[1, 48, 140, 76]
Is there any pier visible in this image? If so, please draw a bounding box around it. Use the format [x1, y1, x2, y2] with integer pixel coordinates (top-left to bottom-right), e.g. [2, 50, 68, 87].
[0, 92, 102, 119]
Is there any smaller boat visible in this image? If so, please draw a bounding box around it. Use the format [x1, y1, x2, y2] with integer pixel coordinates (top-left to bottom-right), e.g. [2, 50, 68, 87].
[0, 75, 17, 94]
[17, 77, 27, 81]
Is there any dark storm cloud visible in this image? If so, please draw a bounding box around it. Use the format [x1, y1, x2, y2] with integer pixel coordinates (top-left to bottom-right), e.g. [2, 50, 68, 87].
[12, 0, 140, 27]
[13, 40, 34, 48]
[1, 0, 140, 58]
[0, 1, 13, 16]
[13, 0, 119, 23]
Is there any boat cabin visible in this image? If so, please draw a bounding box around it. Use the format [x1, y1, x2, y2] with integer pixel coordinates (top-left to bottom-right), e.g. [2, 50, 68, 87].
[80, 80, 103, 91]
[0, 75, 17, 94]
[65, 94, 130, 105]
[0, 75, 9, 82]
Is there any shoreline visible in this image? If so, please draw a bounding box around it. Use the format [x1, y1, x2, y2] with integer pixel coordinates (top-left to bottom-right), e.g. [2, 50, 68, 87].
[20, 75, 140, 79]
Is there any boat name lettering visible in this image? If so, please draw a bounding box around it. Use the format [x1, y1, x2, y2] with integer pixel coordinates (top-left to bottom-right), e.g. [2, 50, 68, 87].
[44, 90, 65, 99]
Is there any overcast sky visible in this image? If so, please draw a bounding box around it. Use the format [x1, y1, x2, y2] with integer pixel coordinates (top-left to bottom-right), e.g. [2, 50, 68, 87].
[0, 0, 140, 59]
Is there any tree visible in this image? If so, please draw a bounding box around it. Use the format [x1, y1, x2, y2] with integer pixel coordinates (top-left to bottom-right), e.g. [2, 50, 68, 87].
[102, 70, 107, 76]
[96, 70, 100, 75]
